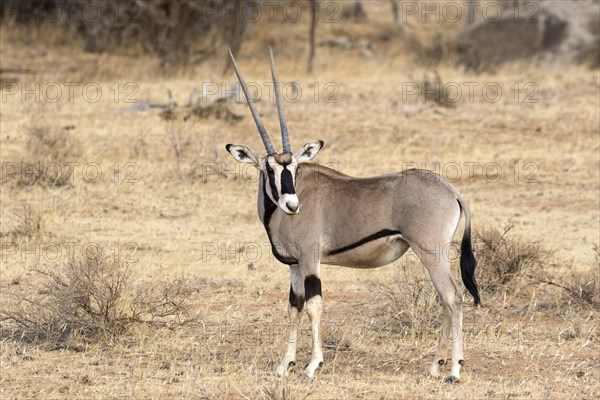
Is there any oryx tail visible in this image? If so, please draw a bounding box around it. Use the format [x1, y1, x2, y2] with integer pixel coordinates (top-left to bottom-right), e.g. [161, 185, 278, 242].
[457, 198, 480, 306]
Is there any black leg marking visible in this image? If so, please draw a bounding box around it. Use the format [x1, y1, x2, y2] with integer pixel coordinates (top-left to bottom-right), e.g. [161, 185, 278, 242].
[289, 285, 305, 312]
[304, 275, 322, 301]
[318, 361, 323, 368]
[459, 359, 465, 366]
[288, 361, 295, 367]
[438, 359, 446, 365]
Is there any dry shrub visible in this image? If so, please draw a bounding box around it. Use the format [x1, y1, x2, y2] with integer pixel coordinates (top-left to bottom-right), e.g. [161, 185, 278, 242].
[165, 120, 194, 168]
[370, 259, 441, 337]
[473, 222, 599, 309]
[559, 270, 600, 308]
[1, 204, 45, 239]
[0, 246, 199, 349]
[533, 265, 599, 310]
[473, 222, 551, 295]
[163, 120, 212, 181]
[27, 123, 79, 162]
[419, 71, 456, 108]
[12, 123, 81, 188]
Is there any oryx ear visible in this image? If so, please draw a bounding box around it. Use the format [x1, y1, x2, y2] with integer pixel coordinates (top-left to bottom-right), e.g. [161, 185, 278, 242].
[226, 144, 259, 166]
[294, 140, 324, 163]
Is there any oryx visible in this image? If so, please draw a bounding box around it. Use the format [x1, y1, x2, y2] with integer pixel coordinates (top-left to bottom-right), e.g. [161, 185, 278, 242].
[225, 48, 480, 383]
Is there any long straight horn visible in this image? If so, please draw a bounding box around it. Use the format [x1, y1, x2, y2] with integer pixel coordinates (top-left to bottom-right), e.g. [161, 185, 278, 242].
[269, 47, 290, 153]
[228, 48, 276, 155]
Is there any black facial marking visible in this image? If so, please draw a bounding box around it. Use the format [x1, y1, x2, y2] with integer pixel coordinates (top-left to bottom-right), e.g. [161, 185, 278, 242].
[289, 284, 305, 312]
[304, 275, 322, 301]
[280, 168, 295, 195]
[261, 172, 297, 265]
[267, 166, 279, 202]
[327, 229, 402, 256]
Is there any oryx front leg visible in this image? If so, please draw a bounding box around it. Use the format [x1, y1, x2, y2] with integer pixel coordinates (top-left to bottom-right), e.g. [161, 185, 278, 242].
[277, 264, 304, 377]
[303, 273, 323, 379]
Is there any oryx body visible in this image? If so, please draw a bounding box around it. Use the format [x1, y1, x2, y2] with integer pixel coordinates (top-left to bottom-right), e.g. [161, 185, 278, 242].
[225, 49, 480, 383]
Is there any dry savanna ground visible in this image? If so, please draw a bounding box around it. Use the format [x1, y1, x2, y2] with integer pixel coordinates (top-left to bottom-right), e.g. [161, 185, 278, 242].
[1, 2, 599, 399]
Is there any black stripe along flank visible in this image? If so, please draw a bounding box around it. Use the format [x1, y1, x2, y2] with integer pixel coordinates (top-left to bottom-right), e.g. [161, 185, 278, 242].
[327, 229, 402, 256]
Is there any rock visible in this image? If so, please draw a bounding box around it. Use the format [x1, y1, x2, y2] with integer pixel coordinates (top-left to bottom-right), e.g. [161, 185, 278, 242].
[456, 0, 600, 70]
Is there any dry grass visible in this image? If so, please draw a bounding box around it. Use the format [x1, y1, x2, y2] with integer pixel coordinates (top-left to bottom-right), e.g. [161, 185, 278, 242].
[0, 1, 599, 399]
[370, 259, 441, 338]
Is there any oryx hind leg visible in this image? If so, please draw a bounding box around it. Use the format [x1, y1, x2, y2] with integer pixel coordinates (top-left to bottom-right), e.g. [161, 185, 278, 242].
[430, 304, 451, 377]
[276, 264, 304, 377]
[410, 241, 464, 383]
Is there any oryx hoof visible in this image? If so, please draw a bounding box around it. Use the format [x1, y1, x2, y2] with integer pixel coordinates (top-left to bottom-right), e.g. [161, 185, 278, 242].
[430, 359, 446, 377]
[276, 356, 297, 377]
[276, 362, 292, 377]
[303, 360, 323, 380]
[303, 368, 315, 380]
[444, 375, 460, 384]
[275, 365, 287, 377]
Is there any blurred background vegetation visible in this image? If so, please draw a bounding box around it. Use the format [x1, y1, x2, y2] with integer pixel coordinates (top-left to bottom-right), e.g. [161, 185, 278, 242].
[1, 0, 598, 75]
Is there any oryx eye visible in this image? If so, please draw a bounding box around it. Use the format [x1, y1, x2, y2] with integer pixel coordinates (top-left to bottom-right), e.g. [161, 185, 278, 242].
[266, 163, 274, 174]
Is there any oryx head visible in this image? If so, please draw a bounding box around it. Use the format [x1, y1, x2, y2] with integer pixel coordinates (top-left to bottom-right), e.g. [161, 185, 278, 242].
[226, 48, 324, 215]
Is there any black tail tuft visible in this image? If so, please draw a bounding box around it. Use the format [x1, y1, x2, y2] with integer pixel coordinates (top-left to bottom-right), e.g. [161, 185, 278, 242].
[460, 228, 481, 306]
